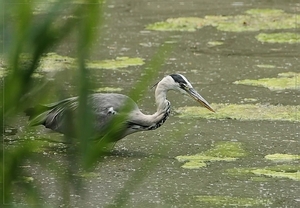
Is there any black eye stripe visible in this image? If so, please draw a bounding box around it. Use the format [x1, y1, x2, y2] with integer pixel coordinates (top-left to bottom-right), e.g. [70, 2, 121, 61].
[170, 74, 188, 84]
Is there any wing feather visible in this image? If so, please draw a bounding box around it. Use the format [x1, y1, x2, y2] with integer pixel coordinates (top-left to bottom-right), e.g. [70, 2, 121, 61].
[27, 93, 138, 137]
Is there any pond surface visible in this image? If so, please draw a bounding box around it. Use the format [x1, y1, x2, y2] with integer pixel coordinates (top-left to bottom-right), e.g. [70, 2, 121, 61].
[4, 0, 300, 207]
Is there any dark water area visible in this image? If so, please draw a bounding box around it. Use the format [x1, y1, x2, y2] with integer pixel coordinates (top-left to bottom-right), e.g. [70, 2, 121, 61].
[3, 0, 300, 207]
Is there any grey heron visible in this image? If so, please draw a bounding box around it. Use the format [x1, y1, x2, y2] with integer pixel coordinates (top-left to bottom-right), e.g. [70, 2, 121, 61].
[26, 74, 214, 141]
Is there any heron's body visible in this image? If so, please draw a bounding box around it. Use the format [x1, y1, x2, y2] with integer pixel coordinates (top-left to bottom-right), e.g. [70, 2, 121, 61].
[27, 74, 214, 141]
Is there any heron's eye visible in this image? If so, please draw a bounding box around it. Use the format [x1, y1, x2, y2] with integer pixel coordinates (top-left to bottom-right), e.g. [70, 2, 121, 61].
[180, 83, 187, 89]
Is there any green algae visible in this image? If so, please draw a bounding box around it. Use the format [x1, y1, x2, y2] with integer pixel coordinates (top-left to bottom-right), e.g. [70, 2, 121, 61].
[196, 195, 272, 207]
[215, 9, 299, 32]
[37, 53, 76, 72]
[228, 164, 300, 181]
[243, 98, 258, 103]
[93, 87, 123, 93]
[207, 41, 224, 46]
[245, 9, 284, 15]
[179, 160, 207, 169]
[146, 9, 300, 32]
[0, 52, 142, 74]
[176, 103, 299, 122]
[256, 32, 300, 43]
[176, 142, 246, 169]
[32, 53, 145, 72]
[265, 165, 300, 173]
[256, 64, 276, 69]
[204, 141, 246, 158]
[87, 57, 144, 70]
[35, 142, 67, 154]
[252, 168, 300, 181]
[234, 72, 300, 91]
[146, 17, 207, 32]
[265, 153, 300, 162]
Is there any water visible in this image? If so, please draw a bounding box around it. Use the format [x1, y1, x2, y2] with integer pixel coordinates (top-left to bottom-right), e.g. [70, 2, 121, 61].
[4, 0, 300, 207]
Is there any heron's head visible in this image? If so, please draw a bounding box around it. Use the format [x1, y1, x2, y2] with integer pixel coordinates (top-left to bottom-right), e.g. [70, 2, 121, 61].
[167, 74, 215, 112]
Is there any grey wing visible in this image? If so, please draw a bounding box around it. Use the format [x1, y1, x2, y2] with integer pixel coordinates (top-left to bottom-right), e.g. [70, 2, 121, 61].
[89, 93, 139, 131]
[41, 97, 79, 133]
[31, 93, 138, 136]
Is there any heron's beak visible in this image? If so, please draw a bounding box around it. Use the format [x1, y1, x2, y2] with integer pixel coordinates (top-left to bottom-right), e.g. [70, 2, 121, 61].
[185, 88, 215, 112]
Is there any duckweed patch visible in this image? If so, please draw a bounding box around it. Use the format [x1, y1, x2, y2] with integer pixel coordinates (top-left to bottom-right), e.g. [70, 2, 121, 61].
[176, 103, 299, 122]
[17, 53, 145, 73]
[176, 142, 246, 169]
[265, 153, 300, 162]
[252, 168, 300, 181]
[146, 17, 207, 32]
[38, 52, 75, 72]
[146, 9, 300, 32]
[243, 98, 258, 103]
[0, 53, 145, 73]
[29, 139, 68, 154]
[256, 64, 276, 69]
[245, 9, 284, 15]
[256, 32, 300, 43]
[207, 41, 224, 46]
[196, 195, 272, 207]
[228, 165, 300, 181]
[233, 72, 300, 91]
[93, 87, 123, 93]
[87, 57, 145, 70]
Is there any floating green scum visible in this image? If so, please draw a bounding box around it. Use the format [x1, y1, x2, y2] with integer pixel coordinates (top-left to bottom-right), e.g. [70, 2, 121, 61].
[176, 142, 246, 169]
[234, 72, 300, 91]
[227, 164, 300, 181]
[256, 32, 300, 43]
[37, 53, 144, 72]
[196, 195, 272, 207]
[176, 103, 299, 122]
[265, 153, 300, 162]
[147, 9, 300, 32]
[227, 153, 300, 181]
[0, 53, 145, 78]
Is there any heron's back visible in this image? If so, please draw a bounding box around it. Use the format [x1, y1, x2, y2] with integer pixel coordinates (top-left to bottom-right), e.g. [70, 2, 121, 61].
[27, 93, 139, 138]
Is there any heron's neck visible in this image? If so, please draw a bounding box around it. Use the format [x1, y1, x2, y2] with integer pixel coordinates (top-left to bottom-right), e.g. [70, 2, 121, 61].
[127, 79, 171, 132]
[155, 81, 170, 114]
[139, 83, 170, 131]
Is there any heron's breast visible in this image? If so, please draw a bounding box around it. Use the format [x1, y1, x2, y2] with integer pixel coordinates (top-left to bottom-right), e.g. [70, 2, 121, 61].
[147, 104, 171, 131]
